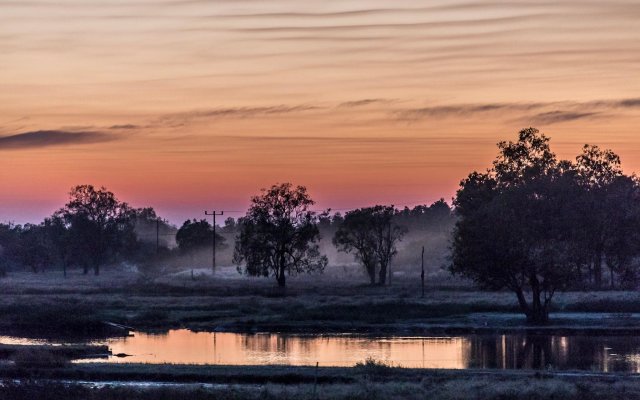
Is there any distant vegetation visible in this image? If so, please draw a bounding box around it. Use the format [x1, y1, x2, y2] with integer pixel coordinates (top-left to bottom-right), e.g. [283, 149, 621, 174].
[1, 128, 639, 325]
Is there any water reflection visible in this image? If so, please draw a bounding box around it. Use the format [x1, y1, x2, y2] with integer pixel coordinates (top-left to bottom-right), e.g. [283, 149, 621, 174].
[4, 330, 640, 372]
[94, 331, 470, 368]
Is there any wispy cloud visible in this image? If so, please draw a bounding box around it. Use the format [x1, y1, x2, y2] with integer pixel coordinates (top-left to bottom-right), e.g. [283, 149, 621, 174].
[0, 130, 117, 150]
[156, 105, 322, 127]
[613, 98, 640, 108]
[528, 111, 600, 125]
[394, 102, 544, 120]
[394, 98, 640, 124]
[337, 99, 394, 108]
[108, 124, 140, 130]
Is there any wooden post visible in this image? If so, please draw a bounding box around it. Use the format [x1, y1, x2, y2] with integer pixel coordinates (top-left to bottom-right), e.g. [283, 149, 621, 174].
[313, 361, 319, 397]
[421, 246, 425, 298]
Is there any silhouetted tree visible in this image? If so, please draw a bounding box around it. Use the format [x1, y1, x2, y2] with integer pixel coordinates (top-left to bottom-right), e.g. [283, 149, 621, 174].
[14, 224, 50, 273]
[176, 219, 225, 253]
[43, 214, 72, 277]
[333, 206, 406, 285]
[333, 209, 380, 285]
[0, 223, 21, 273]
[395, 199, 455, 233]
[221, 217, 237, 234]
[234, 183, 327, 287]
[130, 207, 174, 253]
[450, 128, 580, 324]
[574, 145, 625, 287]
[59, 185, 134, 275]
[601, 176, 640, 288]
[370, 205, 407, 285]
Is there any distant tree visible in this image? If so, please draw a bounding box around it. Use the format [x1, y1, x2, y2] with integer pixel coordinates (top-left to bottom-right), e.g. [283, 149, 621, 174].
[43, 214, 72, 277]
[234, 183, 327, 287]
[601, 176, 640, 288]
[333, 206, 406, 285]
[450, 128, 580, 324]
[333, 209, 379, 285]
[395, 200, 455, 233]
[0, 223, 21, 273]
[130, 207, 174, 252]
[175, 219, 225, 254]
[59, 185, 134, 275]
[370, 206, 407, 285]
[574, 145, 625, 287]
[14, 224, 50, 273]
[221, 217, 237, 234]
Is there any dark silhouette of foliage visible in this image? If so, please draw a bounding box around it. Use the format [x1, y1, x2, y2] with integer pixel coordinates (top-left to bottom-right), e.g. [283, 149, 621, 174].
[333, 209, 380, 285]
[14, 224, 50, 273]
[59, 185, 134, 275]
[176, 219, 225, 253]
[334, 206, 407, 285]
[234, 183, 327, 287]
[452, 128, 586, 324]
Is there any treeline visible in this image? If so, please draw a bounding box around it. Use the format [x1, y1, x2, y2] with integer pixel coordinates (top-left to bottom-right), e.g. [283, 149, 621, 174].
[0, 186, 177, 276]
[0, 184, 455, 281]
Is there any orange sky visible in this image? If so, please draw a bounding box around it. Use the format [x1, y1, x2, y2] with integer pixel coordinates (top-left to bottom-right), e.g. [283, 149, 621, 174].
[2, 1, 640, 223]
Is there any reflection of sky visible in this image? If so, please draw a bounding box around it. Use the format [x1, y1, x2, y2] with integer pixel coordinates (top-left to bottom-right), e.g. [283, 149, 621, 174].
[93, 331, 471, 368]
[5, 330, 640, 371]
[2, 1, 640, 223]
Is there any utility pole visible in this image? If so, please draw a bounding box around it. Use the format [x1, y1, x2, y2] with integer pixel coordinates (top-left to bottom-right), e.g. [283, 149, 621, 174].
[156, 218, 160, 254]
[204, 210, 224, 274]
[421, 246, 425, 298]
[388, 223, 392, 286]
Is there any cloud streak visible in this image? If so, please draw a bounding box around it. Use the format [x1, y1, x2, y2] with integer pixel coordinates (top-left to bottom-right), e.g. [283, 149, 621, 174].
[0, 130, 117, 150]
[156, 105, 322, 127]
[394, 98, 640, 124]
[528, 111, 600, 125]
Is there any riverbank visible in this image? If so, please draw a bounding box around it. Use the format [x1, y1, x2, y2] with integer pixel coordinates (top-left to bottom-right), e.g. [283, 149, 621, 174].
[2, 269, 640, 338]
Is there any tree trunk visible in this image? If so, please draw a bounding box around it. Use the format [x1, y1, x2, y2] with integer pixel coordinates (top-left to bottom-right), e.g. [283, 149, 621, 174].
[378, 261, 387, 285]
[368, 267, 376, 285]
[527, 274, 549, 324]
[594, 253, 602, 288]
[276, 265, 286, 287]
[609, 265, 615, 289]
[527, 306, 549, 325]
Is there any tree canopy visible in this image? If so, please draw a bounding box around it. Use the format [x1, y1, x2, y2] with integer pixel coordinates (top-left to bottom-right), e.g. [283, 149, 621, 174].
[450, 128, 640, 324]
[233, 183, 327, 287]
[333, 205, 406, 285]
[58, 185, 134, 275]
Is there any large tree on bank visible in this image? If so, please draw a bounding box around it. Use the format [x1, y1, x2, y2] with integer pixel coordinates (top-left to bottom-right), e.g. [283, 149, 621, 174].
[451, 128, 585, 324]
[234, 183, 327, 287]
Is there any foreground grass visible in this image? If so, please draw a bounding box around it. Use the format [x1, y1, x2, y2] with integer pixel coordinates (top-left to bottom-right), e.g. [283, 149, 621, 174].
[2, 367, 640, 400]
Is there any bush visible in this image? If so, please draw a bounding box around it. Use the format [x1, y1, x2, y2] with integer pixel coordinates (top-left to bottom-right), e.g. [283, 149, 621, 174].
[354, 357, 397, 378]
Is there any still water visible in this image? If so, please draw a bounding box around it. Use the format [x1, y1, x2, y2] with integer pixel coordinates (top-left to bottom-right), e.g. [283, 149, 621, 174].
[4, 330, 640, 372]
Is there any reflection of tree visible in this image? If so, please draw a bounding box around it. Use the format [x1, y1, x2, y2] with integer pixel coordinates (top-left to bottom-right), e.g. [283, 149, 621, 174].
[515, 335, 554, 369]
[466, 334, 621, 372]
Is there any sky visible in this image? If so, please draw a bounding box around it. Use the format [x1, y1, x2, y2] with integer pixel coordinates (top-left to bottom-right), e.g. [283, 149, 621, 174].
[1, 0, 640, 224]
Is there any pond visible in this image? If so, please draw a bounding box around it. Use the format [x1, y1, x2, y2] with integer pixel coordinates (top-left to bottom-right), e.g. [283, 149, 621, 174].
[3, 330, 640, 372]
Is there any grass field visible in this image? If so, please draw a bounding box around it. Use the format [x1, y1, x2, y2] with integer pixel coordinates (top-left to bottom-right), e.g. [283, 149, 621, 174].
[2, 267, 640, 398]
[2, 267, 640, 338]
[1, 363, 640, 400]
